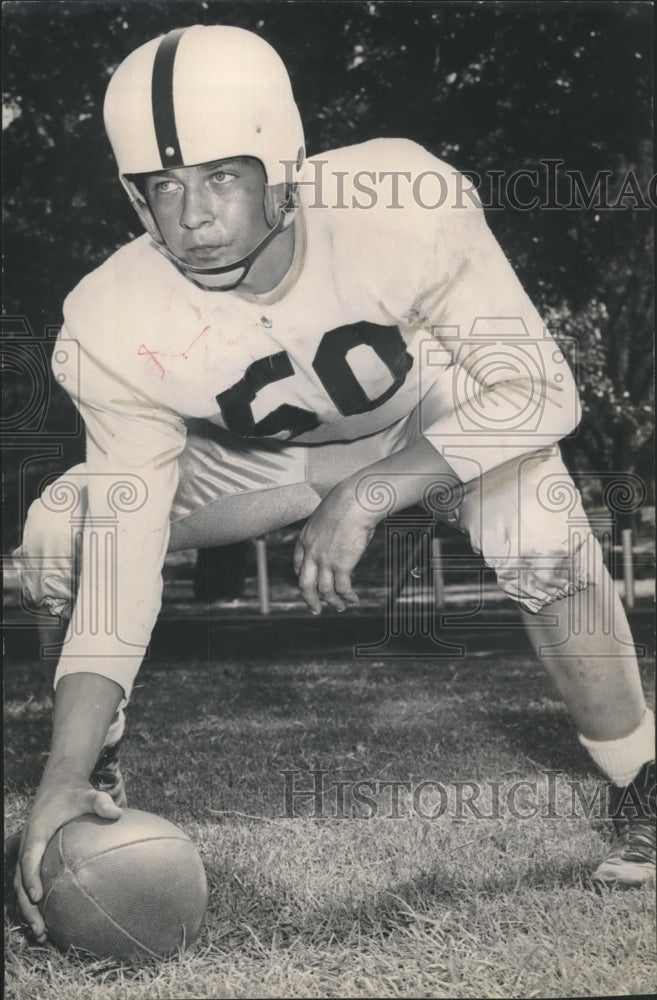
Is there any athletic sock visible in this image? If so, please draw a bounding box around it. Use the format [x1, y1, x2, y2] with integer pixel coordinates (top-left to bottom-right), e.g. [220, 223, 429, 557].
[579, 708, 655, 787]
[103, 707, 126, 748]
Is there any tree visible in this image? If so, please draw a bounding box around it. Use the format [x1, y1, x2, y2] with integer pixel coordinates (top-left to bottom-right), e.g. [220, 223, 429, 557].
[3, 0, 653, 548]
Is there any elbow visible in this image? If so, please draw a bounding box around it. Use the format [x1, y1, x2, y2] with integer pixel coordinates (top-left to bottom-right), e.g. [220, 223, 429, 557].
[541, 372, 582, 439]
[560, 369, 582, 435]
[569, 392, 583, 435]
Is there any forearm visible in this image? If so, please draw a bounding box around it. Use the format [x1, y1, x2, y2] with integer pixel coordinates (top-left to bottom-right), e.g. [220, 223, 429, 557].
[342, 436, 458, 525]
[42, 673, 124, 784]
[53, 387, 185, 703]
[293, 437, 460, 613]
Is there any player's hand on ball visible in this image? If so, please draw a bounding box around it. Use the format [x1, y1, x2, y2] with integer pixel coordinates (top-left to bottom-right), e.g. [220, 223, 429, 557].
[11, 778, 122, 943]
[293, 483, 376, 613]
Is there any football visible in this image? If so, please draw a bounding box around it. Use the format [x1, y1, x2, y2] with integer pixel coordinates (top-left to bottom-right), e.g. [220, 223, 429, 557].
[39, 808, 208, 964]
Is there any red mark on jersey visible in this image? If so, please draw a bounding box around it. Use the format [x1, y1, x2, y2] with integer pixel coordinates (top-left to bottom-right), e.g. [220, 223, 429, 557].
[138, 326, 211, 374]
[180, 325, 210, 359]
[138, 344, 166, 379]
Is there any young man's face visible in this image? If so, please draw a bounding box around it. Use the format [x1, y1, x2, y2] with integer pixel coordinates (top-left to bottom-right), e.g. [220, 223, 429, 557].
[141, 156, 271, 269]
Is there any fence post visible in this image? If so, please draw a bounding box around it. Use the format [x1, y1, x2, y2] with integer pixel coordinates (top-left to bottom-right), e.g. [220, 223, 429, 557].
[621, 528, 635, 609]
[255, 536, 270, 615]
[432, 537, 445, 609]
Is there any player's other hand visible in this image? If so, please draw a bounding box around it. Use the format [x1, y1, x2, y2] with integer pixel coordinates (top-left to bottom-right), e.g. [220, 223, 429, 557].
[293, 482, 377, 614]
[8, 777, 122, 943]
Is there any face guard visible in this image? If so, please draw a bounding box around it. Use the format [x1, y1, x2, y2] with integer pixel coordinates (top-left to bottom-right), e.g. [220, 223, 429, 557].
[104, 26, 305, 290]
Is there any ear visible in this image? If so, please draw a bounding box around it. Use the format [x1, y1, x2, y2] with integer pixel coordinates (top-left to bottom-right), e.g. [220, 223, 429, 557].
[264, 183, 296, 228]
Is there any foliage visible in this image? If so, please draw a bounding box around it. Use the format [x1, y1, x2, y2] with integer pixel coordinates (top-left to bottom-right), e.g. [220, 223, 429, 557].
[3, 0, 654, 489]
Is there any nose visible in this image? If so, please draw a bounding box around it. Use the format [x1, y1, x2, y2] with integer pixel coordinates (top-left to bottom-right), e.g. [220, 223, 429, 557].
[180, 180, 214, 229]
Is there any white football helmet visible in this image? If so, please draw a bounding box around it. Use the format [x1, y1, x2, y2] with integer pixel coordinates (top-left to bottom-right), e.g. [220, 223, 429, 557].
[103, 25, 305, 288]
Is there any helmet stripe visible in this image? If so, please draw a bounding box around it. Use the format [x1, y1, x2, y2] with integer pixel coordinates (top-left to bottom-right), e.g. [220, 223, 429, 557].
[151, 28, 187, 168]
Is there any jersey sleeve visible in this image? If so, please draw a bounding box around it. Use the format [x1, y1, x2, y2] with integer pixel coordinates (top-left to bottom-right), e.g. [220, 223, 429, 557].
[52, 327, 187, 700]
[413, 184, 581, 483]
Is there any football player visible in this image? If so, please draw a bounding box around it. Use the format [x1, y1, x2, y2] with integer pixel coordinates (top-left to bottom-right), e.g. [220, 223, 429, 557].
[10, 25, 655, 941]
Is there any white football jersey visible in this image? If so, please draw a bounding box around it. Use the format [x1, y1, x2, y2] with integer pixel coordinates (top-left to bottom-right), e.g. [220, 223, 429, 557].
[52, 139, 580, 695]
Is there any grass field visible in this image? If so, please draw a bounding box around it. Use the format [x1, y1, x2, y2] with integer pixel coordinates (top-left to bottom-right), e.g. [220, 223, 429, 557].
[4, 627, 656, 999]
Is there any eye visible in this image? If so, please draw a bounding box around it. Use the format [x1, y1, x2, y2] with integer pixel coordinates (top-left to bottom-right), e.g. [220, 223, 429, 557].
[210, 170, 234, 185]
[154, 179, 181, 194]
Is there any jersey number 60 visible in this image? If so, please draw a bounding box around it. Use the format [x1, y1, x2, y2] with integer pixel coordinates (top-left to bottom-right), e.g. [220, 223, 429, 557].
[216, 321, 413, 438]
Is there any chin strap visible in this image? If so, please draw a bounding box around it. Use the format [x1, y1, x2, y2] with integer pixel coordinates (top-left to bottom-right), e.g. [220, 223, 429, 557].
[123, 176, 297, 291]
[151, 202, 292, 291]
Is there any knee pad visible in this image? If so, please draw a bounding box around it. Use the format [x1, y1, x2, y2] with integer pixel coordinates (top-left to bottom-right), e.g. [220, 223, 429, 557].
[493, 531, 604, 614]
[13, 488, 82, 618]
[455, 449, 606, 615]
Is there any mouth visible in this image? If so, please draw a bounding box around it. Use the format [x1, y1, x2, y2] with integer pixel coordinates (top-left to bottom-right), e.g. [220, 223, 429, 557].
[184, 245, 229, 264]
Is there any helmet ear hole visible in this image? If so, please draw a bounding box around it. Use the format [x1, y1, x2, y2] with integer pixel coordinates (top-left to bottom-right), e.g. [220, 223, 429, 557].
[120, 176, 165, 245]
[263, 183, 293, 228]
